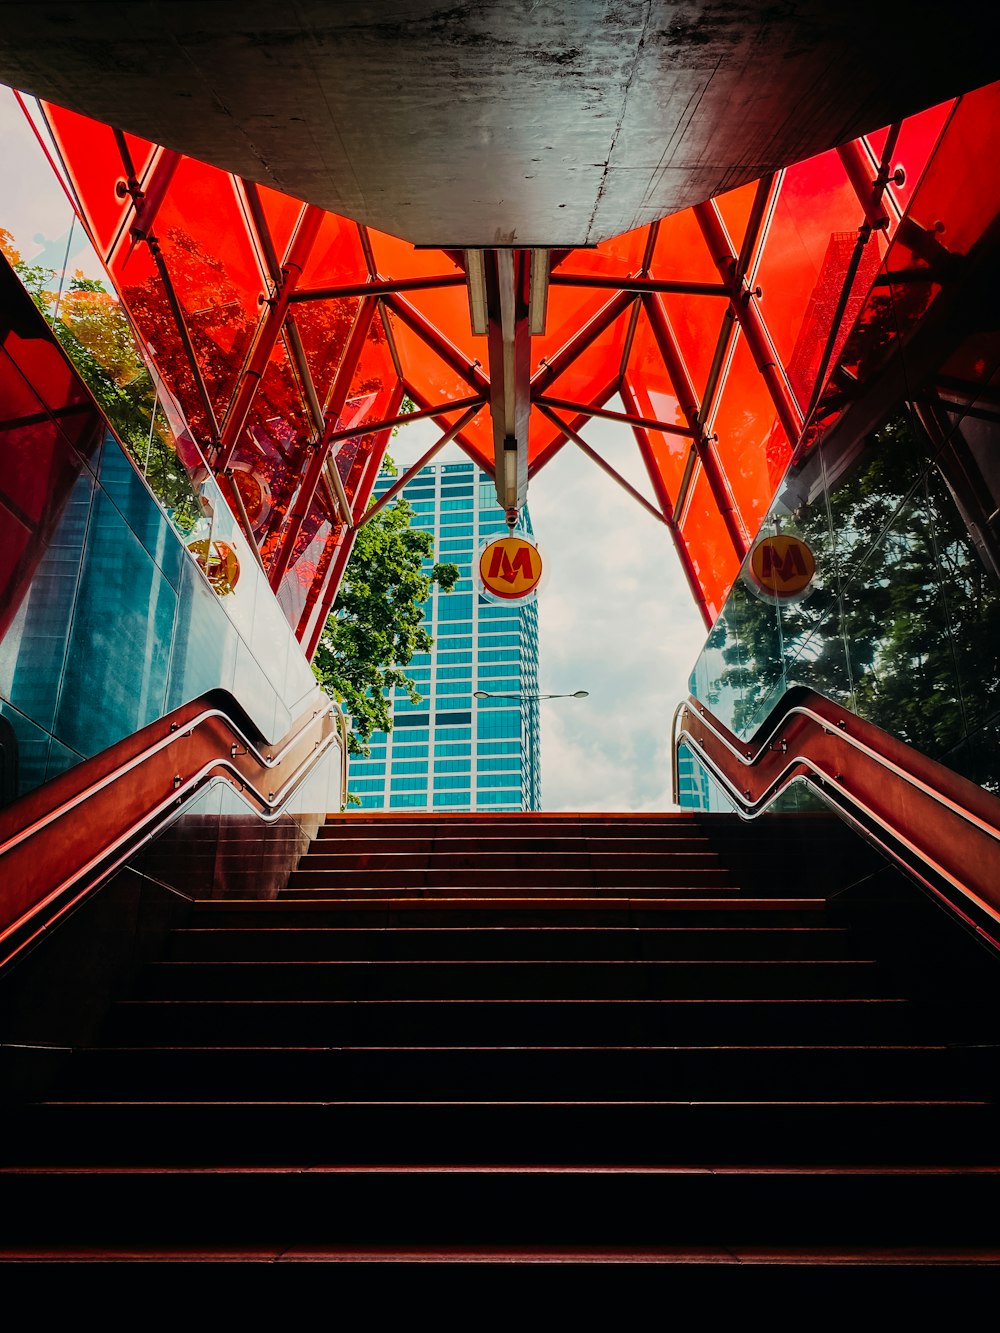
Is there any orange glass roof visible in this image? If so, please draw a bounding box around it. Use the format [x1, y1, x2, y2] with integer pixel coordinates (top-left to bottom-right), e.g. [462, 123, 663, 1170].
[35, 87, 974, 634]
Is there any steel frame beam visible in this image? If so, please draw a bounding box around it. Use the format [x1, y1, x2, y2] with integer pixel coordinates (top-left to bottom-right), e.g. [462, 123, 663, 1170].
[242, 180, 327, 441]
[354, 403, 483, 530]
[268, 294, 378, 592]
[642, 291, 749, 560]
[113, 135, 181, 244]
[384, 292, 490, 395]
[695, 173, 783, 436]
[693, 199, 803, 450]
[527, 376, 619, 478]
[549, 273, 729, 297]
[144, 232, 223, 445]
[110, 129, 223, 446]
[289, 273, 465, 303]
[531, 288, 634, 397]
[536, 403, 671, 529]
[735, 172, 781, 286]
[299, 380, 408, 653]
[619, 378, 712, 629]
[535, 395, 694, 439]
[836, 139, 892, 232]
[216, 203, 325, 472]
[617, 221, 660, 383]
[326, 394, 484, 445]
[485, 248, 531, 513]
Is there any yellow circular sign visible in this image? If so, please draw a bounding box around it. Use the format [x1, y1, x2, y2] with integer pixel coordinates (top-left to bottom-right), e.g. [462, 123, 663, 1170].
[479, 536, 543, 600]
[748, 534, 815, 598]
[188, 539, 241, 597]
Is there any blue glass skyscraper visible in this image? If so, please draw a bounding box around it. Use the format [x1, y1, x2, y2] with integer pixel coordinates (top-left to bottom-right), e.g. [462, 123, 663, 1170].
[348, 460, 540, 811]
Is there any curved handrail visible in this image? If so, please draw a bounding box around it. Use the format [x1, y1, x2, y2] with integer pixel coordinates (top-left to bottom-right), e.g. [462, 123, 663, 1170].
[0, 687, 348, 967]
[672, 686, 1000, 941]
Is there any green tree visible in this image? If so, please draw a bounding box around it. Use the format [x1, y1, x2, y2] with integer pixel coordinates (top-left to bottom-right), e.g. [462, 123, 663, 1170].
[311, 497, 459, 755]
[0, 229, 202, 530]
[711, 412, 1000, 788]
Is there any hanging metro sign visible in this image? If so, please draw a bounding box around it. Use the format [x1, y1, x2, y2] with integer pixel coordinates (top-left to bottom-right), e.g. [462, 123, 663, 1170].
[746, 533, 816, 601]
[479, 535, 543, 602]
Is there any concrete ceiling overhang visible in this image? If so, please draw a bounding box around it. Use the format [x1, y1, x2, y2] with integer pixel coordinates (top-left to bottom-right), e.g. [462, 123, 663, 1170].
[1, 1, 997, 247]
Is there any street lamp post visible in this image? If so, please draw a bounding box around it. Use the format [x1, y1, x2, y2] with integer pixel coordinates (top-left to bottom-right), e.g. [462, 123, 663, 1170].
[472, 689, 589, 811]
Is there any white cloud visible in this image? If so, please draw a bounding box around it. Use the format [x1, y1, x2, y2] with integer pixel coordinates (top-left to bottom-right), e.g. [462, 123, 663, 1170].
[513, 412, 707, 812]
[351, 374, 709, 811]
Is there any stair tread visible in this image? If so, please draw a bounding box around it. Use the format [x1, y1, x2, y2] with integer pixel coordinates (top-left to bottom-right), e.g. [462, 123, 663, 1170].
[2, 1243, 999, 1265]
[6, 1164, 1000, 1175]
[10, 809, 998, 1267]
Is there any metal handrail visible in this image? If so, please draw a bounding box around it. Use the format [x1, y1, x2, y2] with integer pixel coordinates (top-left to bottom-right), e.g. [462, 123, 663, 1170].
[671, 687, 1000, 941]
[0, 688, 349, 967]
[330, 699, 351, 811]
[0, 698, 336, 863]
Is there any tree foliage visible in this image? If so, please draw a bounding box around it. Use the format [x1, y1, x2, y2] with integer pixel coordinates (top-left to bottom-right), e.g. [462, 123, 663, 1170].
[0, 229, 203, 529]
[311, 498, 459, 755]
[710, 412, 1000, 788]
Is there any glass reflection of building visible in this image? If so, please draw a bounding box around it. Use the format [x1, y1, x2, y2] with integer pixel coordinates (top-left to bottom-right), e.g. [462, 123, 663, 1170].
[348, 460, 541, 812]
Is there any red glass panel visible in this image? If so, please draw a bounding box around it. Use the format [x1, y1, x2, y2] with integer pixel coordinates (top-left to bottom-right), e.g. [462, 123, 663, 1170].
[621, 304, 692, 501]
[532, 281, 619, 376]
[228, 331, 314, 534]
[368, 232, 462, 283]
[679, 463, 741, 622]
[0, 339, 96, 523]
[254, 186, 311, 271]
[134, 156, 265, 421]
[865, 98, 954, 218]
[276, 505, 334, 629]
[647, 210, 730, 395]
[1, 322, 90, 430]
[558, 225, 650, 280]
[292, 295, 361, 407]
[711, 334, 790, 539]
[651, 209, 721, 287]
[540, 306, 631, 415]
[715, 181, 758, 269]
[804, 81, 1000, 454]
[43, 103, 155, 262]
[383, 303, 484, 407]
[781, 230, 883, 415]
[751, 147, 863, 406]
[299, 210, 369, 290]
[900, 83, 1000, 261]
[398, 282, 483, 368]
[297, 524, 346, 650]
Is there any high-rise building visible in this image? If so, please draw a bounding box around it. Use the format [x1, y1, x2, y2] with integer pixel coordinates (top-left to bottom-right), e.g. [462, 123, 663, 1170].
[348, 460, 540, 812]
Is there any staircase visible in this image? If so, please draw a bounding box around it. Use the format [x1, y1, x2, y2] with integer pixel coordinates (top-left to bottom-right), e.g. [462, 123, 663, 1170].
[3, 812, 1000, 1271]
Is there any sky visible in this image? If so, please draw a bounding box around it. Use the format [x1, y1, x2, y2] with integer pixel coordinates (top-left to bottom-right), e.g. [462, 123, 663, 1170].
[389, 418, 709, 812]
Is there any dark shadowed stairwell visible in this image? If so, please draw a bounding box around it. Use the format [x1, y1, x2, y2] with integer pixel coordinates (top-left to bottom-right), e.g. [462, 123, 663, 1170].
[3, 811, 1000, 1278]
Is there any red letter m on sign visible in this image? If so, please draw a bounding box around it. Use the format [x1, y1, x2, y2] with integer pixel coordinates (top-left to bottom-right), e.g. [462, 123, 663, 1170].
[760, 544, 807, 582]
[489, 545, 534, 584]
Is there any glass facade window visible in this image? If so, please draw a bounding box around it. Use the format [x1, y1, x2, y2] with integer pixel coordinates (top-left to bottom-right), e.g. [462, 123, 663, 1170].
[347, 461, 540, 810]
[436, 758, 472, 773]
